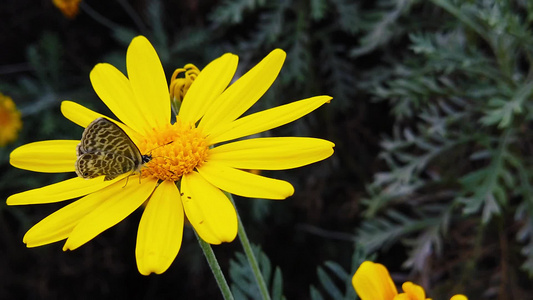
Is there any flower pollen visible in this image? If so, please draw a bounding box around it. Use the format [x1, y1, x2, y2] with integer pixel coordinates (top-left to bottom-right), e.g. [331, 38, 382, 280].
[140, 120, 208, 182]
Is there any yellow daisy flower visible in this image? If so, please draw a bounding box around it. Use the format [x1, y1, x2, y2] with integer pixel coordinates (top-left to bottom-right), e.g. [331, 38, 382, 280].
[0, 93, 22, 147]
[8, 36, 334, 275]
[352, 261, 468, 300]
[52, 0, 82, 19]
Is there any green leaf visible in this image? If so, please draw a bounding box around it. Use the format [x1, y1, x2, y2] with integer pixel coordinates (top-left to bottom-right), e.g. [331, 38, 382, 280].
[310, 0, 328, 21]
[317, 266, 343, 299]
[458, 130, 517, 223]
[271, 267, 284, 300]
[480, 83, 533, 128]
[229, 244, 285, 300]
[209, 0, 267, 24]
[310, 247, 368, 300]
[309, 286, 325, 300]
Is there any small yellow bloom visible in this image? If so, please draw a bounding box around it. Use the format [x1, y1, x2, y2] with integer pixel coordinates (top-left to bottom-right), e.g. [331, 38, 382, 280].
[8, 36, 334, 275]
[352, 261, 398, 300]
[395, 282, 430, 300]
[0, 93, 22, 147]
[170, 64, 200, 104]
[52, 0, 82, 19]
[352, 261, 467, 300]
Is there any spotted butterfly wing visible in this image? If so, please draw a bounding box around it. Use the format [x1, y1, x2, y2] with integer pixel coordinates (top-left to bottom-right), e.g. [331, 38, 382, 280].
[75, 117, 150, 180]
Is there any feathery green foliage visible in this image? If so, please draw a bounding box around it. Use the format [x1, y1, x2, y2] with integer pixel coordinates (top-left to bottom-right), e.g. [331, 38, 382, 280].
[209, 0, 360, 111]
[356, 0, 533, 285]
[229, 244, 285, 300]
[310, 247, 368, 300]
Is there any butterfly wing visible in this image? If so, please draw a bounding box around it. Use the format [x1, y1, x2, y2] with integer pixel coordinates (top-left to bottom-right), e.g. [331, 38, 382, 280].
[75, 118, 143, 180]
[77, 118, 142, 160]
[75, 151, 137, 180]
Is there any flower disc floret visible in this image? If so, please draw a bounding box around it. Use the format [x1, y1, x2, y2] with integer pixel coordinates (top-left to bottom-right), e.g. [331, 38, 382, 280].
[140, 120, 209, 182]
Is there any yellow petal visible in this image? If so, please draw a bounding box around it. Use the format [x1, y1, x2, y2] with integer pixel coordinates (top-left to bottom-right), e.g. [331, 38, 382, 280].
[400, 282, 426, 300]
[7, 174, 127, 205]
[179, 53, 238, 124]
[209, 137, 334, 170]
[126, 36, 170, 129]
[63, 177, 158, 251]
[136, 180, 184, 275]
[352, 261, 398, 300]
[450, 295, 468, 300]
[207, 95, 332, 145]
[181, 172, 237, 244]
[197, 161, 294, 199]
[60, 101, 143, 144]
[61, 100, 106, 128]
[23, 185, 118, 247]
[90, 63, 154, 135]
[199, 49, 286, 133]
[10, 140, 77, 173]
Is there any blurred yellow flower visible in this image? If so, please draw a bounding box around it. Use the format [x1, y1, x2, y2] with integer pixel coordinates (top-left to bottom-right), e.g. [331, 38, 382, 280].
[8, 36, 334, 275]
[52, 0, 82, 19]
[0, 93, 22, 147]
[352, 261, 467, 300]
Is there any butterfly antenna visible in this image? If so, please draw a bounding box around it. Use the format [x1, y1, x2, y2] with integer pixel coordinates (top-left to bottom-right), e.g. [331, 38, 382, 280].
[144, 141, 177, 164]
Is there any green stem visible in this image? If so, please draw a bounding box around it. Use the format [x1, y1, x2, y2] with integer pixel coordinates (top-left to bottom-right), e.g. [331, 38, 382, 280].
[116, 0, 149, 35]
[429, 0, 486, 38]
[80, 2, 120, 31]
[194, 230, 234, 300]
[227, 193, 271, 300]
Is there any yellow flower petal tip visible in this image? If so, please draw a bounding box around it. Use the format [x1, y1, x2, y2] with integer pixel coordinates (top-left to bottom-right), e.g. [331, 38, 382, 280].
[352, 261, 398, 300]
[131, 35, 150, 46]
[136, 180, 183, 276]
[126, 35, 170, 130]
[60, 100, 103, 128]
[9, 140, 78, 173]
[450, 295, 468, 300]
[9, 35, 335, 275]
[399, 281, 426, 300]
[270, 48, 287, 63]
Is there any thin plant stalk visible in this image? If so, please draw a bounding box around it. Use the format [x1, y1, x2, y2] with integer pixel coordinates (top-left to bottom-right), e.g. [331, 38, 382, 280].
[227, 192, 271, 300]
[80, 2, 120, 31]
[195, 230, 234, 300]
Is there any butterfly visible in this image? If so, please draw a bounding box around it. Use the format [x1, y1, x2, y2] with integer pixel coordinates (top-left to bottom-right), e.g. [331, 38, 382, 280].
[75, 117, 151, 181]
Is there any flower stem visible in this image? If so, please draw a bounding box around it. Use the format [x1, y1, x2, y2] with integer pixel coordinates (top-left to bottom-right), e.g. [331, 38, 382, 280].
[194, 230, 234, 300]
[116, 0, 149, 35]
[227, 193, 271, 300]
[80, 2, 120, 31]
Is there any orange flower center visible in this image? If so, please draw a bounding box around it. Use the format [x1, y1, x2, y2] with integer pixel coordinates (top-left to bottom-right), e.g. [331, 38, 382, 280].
[139, 119, 209, 182]
[0, 109, 11, 126]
